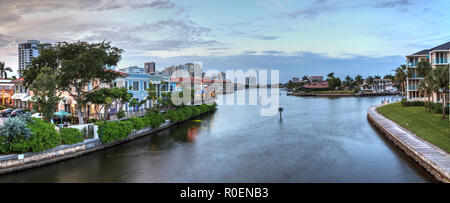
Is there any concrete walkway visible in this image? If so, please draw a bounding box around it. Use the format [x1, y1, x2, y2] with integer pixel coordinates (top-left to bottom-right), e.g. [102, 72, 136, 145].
[368, 104, 450, 182]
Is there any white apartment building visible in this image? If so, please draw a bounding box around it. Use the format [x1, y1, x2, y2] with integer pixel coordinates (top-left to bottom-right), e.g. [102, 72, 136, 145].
[406, 42, 449, 103]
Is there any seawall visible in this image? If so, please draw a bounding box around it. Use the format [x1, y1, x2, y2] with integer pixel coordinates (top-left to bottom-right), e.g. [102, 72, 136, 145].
[0, 110, 215, 175]
[367, 104, 450, 183]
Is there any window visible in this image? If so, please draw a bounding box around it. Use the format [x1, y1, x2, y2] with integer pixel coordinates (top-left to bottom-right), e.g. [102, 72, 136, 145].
[144, 82, 147, 90]
[133, 81, 139, 91]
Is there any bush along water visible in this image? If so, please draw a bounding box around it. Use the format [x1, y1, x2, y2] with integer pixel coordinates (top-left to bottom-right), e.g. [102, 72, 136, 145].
[0, 113, 85, 154]
[400, 98, 449, 114]
[98, 103, 217, 144]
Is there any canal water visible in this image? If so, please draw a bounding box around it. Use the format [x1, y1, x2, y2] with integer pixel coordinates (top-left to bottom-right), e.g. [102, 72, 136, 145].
[0, 89, 433, 182]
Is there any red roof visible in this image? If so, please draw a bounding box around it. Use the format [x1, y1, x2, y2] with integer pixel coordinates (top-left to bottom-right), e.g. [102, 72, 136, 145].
[104, 68, 129, 77]
[11, 78, 24, 83]
[303, 82, 328, 89]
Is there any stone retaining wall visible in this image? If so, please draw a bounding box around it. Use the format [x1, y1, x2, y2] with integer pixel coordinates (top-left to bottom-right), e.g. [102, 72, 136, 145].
[367, 104, 450, 183]
[0, 110, 214, 175]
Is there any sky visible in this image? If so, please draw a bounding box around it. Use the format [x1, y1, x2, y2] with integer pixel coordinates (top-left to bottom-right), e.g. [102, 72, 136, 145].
[0, 0, 449, 82]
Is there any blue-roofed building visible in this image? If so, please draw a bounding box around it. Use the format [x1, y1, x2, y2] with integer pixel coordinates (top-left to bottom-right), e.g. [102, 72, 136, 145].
[113, 66, 151, 113]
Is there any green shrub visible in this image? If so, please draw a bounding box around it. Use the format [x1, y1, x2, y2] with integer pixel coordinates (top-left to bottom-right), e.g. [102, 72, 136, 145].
[60, 128, 84, 145]
[166, 110, 179, 123]
[98, 121, 134, 143]
[117, 110, 125, 119]
[128, 117, 145, 130]
[0, 135, 9, 154]
[27, 118, 62, 152]
[0, 115, 34, 153]
[401, 98, 425, 107]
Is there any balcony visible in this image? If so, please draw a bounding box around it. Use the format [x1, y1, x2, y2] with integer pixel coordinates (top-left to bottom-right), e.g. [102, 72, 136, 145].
[434, 58, 448, 65]
[407, 85, 418, 91]
[408, 62, 418, 67]
[408, 74, 424, 79]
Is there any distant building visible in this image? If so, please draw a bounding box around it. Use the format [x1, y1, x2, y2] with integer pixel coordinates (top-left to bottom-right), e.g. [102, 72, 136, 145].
[308, 76, 324, 84]
[18, 40, 40, 77]
[119, 66, 146, 74]
[144, 62, 156, 74]
[360, 79, 397, 93]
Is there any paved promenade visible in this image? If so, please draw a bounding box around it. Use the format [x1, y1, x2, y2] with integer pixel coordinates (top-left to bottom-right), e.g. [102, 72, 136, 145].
[368, 104, 450, 182]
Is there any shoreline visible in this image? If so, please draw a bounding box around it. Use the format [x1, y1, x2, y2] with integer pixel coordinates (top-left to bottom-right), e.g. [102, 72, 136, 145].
[367, 104, 450, 183]
[0, 110, 215, 175]
[287, 92, 398, 97]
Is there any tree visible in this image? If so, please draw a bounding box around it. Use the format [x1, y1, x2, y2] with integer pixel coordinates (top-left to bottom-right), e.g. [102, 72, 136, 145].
[53, 41, 123, 124]
[355, 75, 364, 88]
[394, 65, 407, 96]
[416, 60, 432, 78]
[327, 72, 335, 91]
[29, 67, 61, 121]
[344, 75, 354, 89]
[146, 84, 158, 108]
[85, 87, 132, 120]
[302, 75, 310, 84]
[419, 77, 434, 112]
[23, 43, 60, 121]
[129, 98, 138, 116]
[374, 75, 381, 79]
[366, 76, 374, 91]
[430, 65, 449, 119]
[0, 61, 13, 79]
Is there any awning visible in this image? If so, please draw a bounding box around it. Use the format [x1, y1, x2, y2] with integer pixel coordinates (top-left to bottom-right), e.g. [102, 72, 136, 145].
[22, 96, 34, 102]
[149, 80, 162, 84]
[11, 93, 26, 100]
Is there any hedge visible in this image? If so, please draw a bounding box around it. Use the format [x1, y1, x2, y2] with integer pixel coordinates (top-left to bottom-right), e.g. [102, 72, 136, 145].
[401, 98, 449, 114]
[60, 128, 84, 145]
[27, 118, 62, 152]
[98, 103, 217, 144]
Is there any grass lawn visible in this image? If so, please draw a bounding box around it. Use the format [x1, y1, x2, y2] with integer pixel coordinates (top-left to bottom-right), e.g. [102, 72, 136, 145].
[309, 90, 354, 95]
[377, 103, 450, 153]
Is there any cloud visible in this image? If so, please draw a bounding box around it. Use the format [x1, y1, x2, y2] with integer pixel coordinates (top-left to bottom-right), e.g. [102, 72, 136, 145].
[287, 0, 334, 19]
[262, 50, 285, 55]
[0, 0, 178, 24]
[373, 0, 411, 8]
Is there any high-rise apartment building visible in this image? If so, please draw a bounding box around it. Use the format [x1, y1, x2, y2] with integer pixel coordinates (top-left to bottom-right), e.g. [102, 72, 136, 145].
[144, 62, 156, 74]
[18, 40, 40, 77]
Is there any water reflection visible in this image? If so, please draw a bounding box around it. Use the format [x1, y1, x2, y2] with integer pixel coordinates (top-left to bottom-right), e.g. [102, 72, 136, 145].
[0, 89, 434, 183]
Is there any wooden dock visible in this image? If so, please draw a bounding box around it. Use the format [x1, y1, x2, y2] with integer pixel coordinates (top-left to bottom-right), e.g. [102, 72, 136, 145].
[367, 104, 450, 182]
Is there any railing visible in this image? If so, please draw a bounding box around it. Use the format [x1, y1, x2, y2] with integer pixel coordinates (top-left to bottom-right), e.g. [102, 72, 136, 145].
[434, 58, 448, 64]
[407, 85, 418, 90]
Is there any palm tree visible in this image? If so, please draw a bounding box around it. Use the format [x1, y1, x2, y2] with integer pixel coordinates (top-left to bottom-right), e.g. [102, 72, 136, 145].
[344, 75, 353, 89]
[327, 72, 335, 92]
[394, 65, 407, 96]
[430, 65, 449, 119]
[302, 75, 310, 84]
[0, 61, 13, 79]
[366, 76, 374, 91]
[418, 77, 434, 112]
[416, 60, 432, 78]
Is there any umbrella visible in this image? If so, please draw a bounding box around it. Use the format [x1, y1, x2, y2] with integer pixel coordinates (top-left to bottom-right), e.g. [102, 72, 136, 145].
[54, 110, 71, 125]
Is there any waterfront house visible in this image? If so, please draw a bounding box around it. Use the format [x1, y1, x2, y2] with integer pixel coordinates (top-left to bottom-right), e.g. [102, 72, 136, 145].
[309, 76, 324, 84]
[406, 42, 449, 103]
[360, 79, 397, 93]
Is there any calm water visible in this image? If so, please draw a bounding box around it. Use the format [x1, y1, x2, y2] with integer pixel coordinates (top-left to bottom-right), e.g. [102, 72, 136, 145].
[0, 89, 433, 182]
